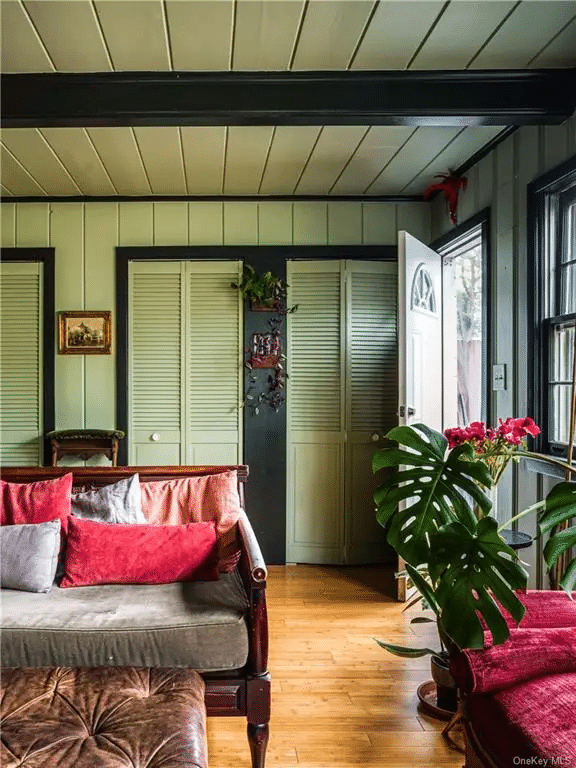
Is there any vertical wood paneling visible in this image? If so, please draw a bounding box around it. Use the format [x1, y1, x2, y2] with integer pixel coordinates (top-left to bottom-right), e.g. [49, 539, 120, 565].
[397, 203, 431, 244]
[293, 202, 328, 244]
[51, 203, 85, 436]
[458, 165, 478, 224]
[362, 203, 396, 245]
[84, 203, 118, 438]
[118, 202, 153, 245]
[496, 136, 514, 188]
[153, 202, 188, 245]
[188, 202, 223, 244]
[543, 123, 570, 174]
[258, 203, 293, 245]
[16, 203, 49, 246]
[477, 153, 495, 212]
[1, 203, 16, 247]
[327, 203, 362, 245]
[223, 202, 258, 244]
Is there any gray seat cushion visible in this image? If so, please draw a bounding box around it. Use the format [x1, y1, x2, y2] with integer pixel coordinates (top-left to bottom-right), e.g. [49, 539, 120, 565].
[1, 572, 249, 672]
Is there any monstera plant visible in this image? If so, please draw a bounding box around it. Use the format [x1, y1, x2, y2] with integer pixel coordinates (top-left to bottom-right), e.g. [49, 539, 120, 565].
[373, 422, 575, 654]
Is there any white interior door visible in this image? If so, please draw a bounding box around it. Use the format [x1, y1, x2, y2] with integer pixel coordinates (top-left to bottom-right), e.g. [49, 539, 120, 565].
[396, 231, 443, 598]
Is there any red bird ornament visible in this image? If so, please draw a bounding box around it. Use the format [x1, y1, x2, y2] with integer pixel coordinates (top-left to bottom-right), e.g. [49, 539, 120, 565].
[423, 171, 467, 225]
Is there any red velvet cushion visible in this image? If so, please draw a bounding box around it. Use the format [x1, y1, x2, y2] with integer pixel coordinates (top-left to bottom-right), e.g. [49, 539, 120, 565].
[1, 474, 72, 532]
[452, 627, 576, 694]
[59, 517, 219, 587]
[468, 672, 576, 765]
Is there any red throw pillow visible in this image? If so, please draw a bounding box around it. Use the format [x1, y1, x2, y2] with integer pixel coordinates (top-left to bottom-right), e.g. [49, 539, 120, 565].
[1, 474, 73, 532]
[59, 517, 219, 587]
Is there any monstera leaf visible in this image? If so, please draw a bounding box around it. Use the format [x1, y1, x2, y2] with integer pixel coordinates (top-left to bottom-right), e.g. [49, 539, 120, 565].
[430, 518, 527, 649]
[540, 481, 576, 596]
[373, 423, 492, 565]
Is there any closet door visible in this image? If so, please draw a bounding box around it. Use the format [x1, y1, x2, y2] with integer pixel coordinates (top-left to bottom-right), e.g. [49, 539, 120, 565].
[129, 260, 242, 466]
[287, 260, 398, 564]
[0, 262, 43, 465]
[345, 260, 397, 564]
[287, 261, 345, 563]
[186, 261, 243, 465]
[129, 262, 185, 465]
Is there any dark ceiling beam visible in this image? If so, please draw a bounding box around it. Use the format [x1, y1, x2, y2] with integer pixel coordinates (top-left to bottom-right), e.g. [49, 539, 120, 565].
[2, 69, 575, 128]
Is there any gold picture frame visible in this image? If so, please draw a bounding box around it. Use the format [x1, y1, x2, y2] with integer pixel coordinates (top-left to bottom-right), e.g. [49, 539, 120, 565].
[58, 311, 111, 355]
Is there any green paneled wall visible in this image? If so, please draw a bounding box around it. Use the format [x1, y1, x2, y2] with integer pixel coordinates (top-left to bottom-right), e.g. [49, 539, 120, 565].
[0, 199, 430, 465]
[431, 114, 576, 588]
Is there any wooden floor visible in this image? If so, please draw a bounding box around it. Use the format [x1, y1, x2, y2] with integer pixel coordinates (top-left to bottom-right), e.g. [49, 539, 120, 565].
[206, 564, 465, 768]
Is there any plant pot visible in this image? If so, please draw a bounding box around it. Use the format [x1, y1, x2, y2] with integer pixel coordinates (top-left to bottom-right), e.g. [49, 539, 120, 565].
[249, 299, 280, 312]
[430, 653, 458, 713]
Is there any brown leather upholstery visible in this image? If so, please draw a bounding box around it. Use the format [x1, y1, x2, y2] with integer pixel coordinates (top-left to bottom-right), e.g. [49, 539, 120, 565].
[0, 667, 208, 768]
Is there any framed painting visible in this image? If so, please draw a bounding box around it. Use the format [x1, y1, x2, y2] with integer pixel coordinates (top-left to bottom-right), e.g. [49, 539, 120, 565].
[58, 311, 111, 355]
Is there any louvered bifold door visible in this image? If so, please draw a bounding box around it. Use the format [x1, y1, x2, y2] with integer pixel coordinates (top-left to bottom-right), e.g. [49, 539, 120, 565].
[129, 262, 185, 465]
[286, 261, 345, 564]
[186, 261, 242, 465]
[345, 260, 398, 564]
[0, 262, 43, 466]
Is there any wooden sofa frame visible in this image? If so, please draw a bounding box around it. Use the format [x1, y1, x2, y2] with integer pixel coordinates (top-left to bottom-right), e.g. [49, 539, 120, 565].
[1, 465, 270, 768]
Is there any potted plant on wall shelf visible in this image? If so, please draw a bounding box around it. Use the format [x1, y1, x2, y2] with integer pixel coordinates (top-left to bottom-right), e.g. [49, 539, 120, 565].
[372, 418, 576, 713]
[231, 264, 298, 314]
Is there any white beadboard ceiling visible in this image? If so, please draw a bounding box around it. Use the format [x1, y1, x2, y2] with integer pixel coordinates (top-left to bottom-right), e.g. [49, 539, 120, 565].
[1, 0, 575, 198]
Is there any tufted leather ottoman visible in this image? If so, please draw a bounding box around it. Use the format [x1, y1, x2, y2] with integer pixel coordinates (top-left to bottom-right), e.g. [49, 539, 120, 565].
[0, 667, 208, 768]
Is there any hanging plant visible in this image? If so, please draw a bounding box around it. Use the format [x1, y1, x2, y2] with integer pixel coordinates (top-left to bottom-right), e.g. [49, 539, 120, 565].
[243, 319, 288, 415]
[231, 264, 298, 314]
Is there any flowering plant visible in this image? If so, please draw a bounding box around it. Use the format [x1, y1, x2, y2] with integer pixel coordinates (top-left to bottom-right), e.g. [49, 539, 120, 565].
[444, 417, 541, 490]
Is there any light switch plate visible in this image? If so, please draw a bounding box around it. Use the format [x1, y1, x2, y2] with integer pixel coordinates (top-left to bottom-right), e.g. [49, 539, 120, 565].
[492, 364, 506, 391]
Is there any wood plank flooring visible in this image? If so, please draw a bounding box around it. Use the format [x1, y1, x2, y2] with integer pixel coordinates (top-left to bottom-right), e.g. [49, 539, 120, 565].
[206, 564, 465, 767]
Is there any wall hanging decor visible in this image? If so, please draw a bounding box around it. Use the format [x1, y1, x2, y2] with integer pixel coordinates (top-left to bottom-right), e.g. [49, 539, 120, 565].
[423, 170, 468, 226]
[58, 311, 111, 355]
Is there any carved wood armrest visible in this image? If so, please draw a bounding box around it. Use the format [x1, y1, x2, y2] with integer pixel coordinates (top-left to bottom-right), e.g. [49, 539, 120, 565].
[237, 511, 267, 586]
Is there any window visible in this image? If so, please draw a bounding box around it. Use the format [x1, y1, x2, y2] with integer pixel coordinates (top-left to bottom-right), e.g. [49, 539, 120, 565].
[529, 157, 576, 459]
[432, 210, 490, 428]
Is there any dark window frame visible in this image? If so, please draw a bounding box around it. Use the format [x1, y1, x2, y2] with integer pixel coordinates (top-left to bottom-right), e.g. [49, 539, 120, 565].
[528, 155, 576, 460]
[0, 247, 55, 465]
[430, 208, 492, 426]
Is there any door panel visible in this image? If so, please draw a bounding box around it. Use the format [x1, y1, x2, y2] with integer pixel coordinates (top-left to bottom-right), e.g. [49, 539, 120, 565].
[0, 262, 43, 466]
[129, 260, 242, 466]
[397, 231, 443, 599]
[346, 260, 398, 564]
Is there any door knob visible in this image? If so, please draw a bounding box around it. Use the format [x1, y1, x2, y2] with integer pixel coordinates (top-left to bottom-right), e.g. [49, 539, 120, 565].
[151, 433, 160, 441]
[371, 433, 380, 442]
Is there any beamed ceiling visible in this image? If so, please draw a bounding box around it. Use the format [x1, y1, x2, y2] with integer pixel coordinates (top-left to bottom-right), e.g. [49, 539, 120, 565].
[1, 0, 575, 199]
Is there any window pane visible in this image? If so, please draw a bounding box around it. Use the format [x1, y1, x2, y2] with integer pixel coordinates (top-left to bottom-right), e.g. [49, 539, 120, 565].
[443, 242, 483, 426]
[550, 322, 575, 382]
[549, 384, 572, 445]
[560, 262, 575, 314]
[561, 201, 575, 263]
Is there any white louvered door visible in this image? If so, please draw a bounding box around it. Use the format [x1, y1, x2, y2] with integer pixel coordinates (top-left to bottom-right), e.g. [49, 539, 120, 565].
[0, 262, 43, 465]
[129, 261, 242, 466]
[287, 260, 397, 564]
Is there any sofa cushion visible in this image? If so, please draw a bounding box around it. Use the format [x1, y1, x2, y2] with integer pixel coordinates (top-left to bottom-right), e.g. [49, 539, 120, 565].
[1, 474, 72, 532]
[140, 470, 242, 534]
[1, 572, 249, 672]
[71, 473, 145, 524]
[467, 672, 576, 766]
[60, 517, 219, 587]
[0, 521, 60, 593]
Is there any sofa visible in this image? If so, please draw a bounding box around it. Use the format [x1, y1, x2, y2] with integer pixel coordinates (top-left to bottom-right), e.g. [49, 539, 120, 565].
[0, 465, 270, 768]
[452, 591, 576, 768]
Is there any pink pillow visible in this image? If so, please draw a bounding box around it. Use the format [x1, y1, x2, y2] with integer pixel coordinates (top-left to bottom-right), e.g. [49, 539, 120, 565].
[1, 474, 72, 532]
[140, 470, 242, 534]
[59, 517, 219, 587]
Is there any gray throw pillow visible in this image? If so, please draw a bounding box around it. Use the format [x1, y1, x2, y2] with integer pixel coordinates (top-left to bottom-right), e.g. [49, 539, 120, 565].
[71, 473, 146, 524]
[1, 520, 61, 592]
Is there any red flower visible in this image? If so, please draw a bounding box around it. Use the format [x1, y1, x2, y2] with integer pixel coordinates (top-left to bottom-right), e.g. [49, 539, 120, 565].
[465, 422, 487, 441]
[444, 427, 467, 449]
[509, 417, 541, 438]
